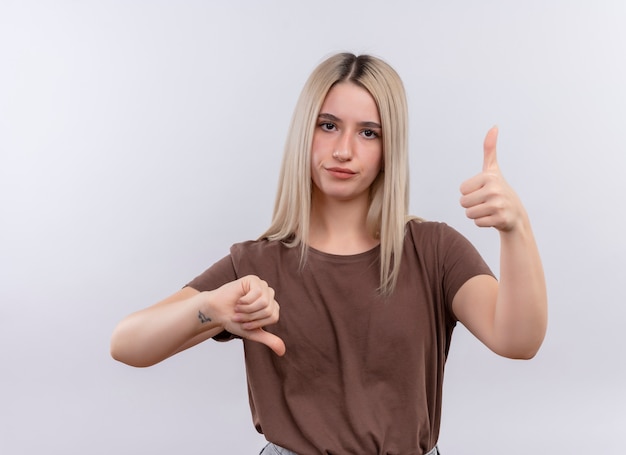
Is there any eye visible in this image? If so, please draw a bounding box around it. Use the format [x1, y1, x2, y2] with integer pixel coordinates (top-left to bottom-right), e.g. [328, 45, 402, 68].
[361, 129, 380, 139]
[319, 122, 336, 132]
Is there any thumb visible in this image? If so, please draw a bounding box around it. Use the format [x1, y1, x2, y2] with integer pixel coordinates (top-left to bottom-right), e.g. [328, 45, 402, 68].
[246, 328, 286, 356]
[483, 126, 499, 172]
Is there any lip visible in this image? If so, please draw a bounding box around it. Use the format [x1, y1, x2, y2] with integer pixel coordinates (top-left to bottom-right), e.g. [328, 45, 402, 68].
[326, 167, 356, 177]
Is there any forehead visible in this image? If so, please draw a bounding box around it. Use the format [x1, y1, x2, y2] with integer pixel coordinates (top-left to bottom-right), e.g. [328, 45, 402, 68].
[320, 82, 380, 121]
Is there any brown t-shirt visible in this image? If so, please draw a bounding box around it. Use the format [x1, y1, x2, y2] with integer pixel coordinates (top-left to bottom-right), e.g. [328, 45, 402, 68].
[187, 220, 493, 455]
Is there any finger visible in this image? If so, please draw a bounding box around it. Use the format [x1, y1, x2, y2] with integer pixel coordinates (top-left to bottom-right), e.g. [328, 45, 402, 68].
[235, 298, 273, 315]
[237, 289, 275, 311]
[459, 173, 485, 196]
[235, 305, 278, 324]
[472, 215, 498, 229]
[237, 285, 264, 305]
[464, 202, 496, 221]
[483, 126, 499, 172]
[459, 187, 486, 208]
[246, 329, 286, 356]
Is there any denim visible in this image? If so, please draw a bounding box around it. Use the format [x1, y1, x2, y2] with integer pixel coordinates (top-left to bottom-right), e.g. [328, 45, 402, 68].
[259, 443, 298, 455]
[259, 442, 440, 455]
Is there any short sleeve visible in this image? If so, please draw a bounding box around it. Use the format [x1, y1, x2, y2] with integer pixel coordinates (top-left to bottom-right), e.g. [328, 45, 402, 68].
[438, 224, 495, 316]
[185, 254, 238, 292]
[185, 253, 239, 341]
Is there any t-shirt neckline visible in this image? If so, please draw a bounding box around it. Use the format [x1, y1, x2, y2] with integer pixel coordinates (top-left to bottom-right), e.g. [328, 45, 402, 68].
[305, 243, 381, 263]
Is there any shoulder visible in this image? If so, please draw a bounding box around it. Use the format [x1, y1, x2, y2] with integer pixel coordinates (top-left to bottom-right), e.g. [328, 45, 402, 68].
[230, 238, 286, 259]
[186, 239, 293, 292]
[405, 218, 464, 246]
[404, 218, 486, 268]
[230, 238, 298, 273]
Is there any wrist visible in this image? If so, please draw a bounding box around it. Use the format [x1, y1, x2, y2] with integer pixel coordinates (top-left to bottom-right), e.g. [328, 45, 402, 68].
[190, 290, 224, 334]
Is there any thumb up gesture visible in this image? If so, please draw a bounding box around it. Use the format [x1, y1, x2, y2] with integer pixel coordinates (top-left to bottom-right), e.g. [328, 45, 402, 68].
[459, 127, 526, 232]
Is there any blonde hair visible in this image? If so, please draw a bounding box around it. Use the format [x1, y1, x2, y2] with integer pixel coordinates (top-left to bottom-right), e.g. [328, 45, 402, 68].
[260, 53, 415, 295]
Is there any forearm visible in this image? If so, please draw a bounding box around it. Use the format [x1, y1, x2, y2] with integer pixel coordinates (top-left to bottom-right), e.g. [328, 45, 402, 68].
[493, 215, 548, 358]
[110, 289, 223, 367]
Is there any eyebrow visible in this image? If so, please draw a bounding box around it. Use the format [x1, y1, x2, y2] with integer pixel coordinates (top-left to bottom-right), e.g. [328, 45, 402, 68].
[318, 113, 382, 130]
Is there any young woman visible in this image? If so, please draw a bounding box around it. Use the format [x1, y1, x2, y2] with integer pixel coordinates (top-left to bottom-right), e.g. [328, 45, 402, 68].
[111, 53, 547, 455]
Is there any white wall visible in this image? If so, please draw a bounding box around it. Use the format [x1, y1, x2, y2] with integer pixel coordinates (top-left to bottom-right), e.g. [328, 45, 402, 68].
[1, 1, 625, 453]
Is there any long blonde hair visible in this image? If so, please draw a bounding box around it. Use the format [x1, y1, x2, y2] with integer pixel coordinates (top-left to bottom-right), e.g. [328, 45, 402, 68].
[260, 53, 414, 295]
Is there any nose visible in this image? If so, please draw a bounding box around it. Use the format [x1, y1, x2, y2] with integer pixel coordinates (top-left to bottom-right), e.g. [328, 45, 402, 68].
[333, 132, 353, 161]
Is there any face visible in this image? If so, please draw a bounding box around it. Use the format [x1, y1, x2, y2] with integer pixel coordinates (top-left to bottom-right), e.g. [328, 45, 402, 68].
[310, 82, 383, 204]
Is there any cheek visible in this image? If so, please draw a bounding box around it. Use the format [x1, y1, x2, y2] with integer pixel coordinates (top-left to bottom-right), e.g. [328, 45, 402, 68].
[309, 150, 323, 188]
[367, 146, 384, 172]
[310, 138, 326, 169]
[310, 148, 321, 170]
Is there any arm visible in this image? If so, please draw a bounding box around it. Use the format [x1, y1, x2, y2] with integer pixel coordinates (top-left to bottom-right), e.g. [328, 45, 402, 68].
[110, 275, 286, 367]
[453, 127, 547, 359]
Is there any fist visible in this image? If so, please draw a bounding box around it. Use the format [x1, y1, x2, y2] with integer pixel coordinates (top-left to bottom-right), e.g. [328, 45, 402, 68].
[459, 127, 525, 232]
[212, 275, 286, 356]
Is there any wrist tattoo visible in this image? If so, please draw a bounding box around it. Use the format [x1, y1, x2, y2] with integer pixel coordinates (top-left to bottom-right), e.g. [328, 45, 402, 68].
[198, 310, 211, 324]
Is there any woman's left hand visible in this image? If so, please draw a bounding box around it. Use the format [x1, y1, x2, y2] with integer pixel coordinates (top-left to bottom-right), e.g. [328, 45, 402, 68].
[459, 126, 527, 232]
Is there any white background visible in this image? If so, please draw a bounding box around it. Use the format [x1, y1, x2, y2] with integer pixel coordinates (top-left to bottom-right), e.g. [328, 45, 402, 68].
[1, 1, 625, 454]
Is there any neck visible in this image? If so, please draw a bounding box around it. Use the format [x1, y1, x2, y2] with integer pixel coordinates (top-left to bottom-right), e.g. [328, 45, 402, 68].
[308, 191, 378, 255]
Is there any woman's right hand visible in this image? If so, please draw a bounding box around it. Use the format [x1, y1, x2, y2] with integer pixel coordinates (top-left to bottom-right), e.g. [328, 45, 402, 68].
[206, 275, 286, 356]
[111, 275, 285, 367]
